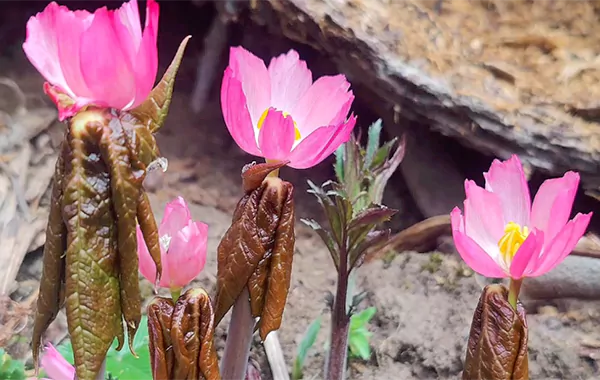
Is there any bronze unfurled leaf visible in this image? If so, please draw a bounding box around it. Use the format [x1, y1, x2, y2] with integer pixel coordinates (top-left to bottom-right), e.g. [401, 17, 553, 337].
[148, 289, 221, 380]
[129, 36, 191, 133]
[32, 140, 68, 370]
[100, 117, 144, 354]
[462, 284, 528, 380]
[137, 190, 163, 285]
[62, 112, 123, 380]
[214, 161, 295, 341]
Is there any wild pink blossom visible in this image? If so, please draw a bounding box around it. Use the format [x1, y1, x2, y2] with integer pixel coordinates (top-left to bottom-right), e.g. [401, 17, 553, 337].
[451, 155, 592, 279]
[39, 344, 75, 380]
[23, 0, 159, 120]
[137, 196, 208, 290]
[221, 47, 357, 169]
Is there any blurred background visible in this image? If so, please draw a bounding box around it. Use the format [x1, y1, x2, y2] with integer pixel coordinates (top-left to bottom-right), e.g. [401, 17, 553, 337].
[1, 1, 599, 379]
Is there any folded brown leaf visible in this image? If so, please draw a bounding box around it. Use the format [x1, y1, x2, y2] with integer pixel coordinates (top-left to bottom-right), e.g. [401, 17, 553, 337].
[137, 190, 163, 285]
[172, 289, 221, 380]
[214, 161, 295, 341]
[32, 139, 68, 372]
[148, 297, 175, 380]
[62, 112, 123, 380]
[462, 284, 528, 380]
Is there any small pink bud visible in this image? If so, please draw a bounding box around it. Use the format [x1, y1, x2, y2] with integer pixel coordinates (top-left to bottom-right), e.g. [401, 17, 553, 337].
[138, 196, 208, 289]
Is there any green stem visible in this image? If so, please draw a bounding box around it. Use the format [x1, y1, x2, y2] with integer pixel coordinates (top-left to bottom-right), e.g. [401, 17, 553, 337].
[507, 278, 523, 310]
[170, 287, 181, 303]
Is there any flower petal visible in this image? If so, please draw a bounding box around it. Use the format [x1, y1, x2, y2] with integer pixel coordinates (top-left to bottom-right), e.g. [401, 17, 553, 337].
[530, 171, 580, 243]
[228, 46, 271, 127]
[23, 2, 73, 95]
[220, 67, 261, 156]
[451, 209, 507, 277]
[483, 155, 531, 226]
[80, 6, 136, 109]
[291, 74, 353, 135]
[257, 108, 295, 161]
[159, 196, 192, 238]
[268, 49, 312, 112]
[529, 212, 592, 277]
[288, 115, 356, 169]
[463, 180, 505, 258]
[40, 344, 75, 380]
[129, 0, 159, 108]
[509, 229, 543, 279]
[166, 221, 208, 288]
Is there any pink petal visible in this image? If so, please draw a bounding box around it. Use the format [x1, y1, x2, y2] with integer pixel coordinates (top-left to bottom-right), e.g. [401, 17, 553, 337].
[137, 226, 162, 285]
[228, 47, 271, 127]
[159, 196, 192, 238]
[529, 212, 592, 276]
[220, 67, 261, 156]
[80, 7, 135, 109]
[267, 49, 312, 112]
[54, 7, 93, 100]
[257, 108, 295, 161]
[483, 155, 531, 226]
[40, 344, 75, 380]
[23, 2, 73, 95]
[291, 74, 353, 135]
[530, 171, 580, 243]
[166, 221, 208, 288]
[287, 115, 356, 169]
[129, 0, 159, 108]
[451, 209, 507, 277]
[509, 229, 543, 279]
[463, 180, 505, 258]
[114, 0, 143, 53]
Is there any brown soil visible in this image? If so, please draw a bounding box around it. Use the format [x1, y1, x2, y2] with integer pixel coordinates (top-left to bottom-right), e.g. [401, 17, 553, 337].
[2, 1, 600, 380]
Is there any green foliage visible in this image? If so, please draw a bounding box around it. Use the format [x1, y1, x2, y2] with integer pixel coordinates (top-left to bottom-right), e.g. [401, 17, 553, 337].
[0, 349, 26, 380]
[292, 316, 322, 380]
[57, 316, 151, 380]
[348, 307, 377, 360]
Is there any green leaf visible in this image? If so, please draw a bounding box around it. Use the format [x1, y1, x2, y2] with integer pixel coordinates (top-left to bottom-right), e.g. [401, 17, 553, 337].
[292, 317, 322, 380]
[365, 119, 383, 168]
[348, 333, 371, 360]
[301, 218, 339, 269]
[56, 316, 152, 380]
[334, 144, 345, 182]
[0, 349, 26, 380]
[351, 307, 377, 329]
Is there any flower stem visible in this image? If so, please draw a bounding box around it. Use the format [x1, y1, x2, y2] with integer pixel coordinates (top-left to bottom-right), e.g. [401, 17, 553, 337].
[326, 243, 350, 380]
[508, 278, 523, 310]
[170, 288, 181, 303]
[220, 288, 254, 380]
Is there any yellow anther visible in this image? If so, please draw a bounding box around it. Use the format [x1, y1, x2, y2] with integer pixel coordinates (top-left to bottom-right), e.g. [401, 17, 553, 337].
[498, 222, 529, 263]
[257, 108, 301, 141]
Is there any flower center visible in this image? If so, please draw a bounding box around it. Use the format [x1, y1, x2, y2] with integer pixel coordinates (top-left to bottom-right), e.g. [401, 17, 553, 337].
[257, 109, 301, 141]
[498, 222, 529, 263]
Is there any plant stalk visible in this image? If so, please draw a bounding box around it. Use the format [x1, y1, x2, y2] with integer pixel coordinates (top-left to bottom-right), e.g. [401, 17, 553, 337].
[220, 288, 255, 380]
[508, 277, 523, 310]
[326, 244, 350, 380]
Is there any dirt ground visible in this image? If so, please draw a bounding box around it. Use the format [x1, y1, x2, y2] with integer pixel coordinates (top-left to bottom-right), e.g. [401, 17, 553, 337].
[2, 1, 600, 380]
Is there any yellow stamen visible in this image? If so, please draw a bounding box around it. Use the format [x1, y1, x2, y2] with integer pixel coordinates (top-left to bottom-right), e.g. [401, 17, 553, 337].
[498, 222, 529, 263]
[257, 108, 301, 141]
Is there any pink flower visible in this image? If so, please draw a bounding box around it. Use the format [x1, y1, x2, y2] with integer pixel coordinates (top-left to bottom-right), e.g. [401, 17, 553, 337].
[23, 0, 159, 121]
[221, 47, 357, 169]
[451, 155, 592, 279]
[137, 196, 208, 290]
[40, 344, 75, 380]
